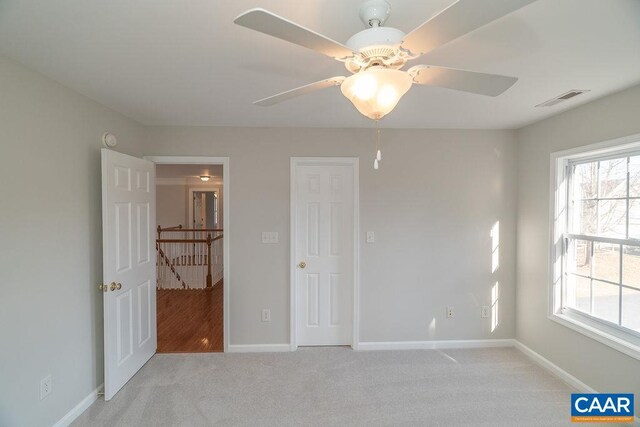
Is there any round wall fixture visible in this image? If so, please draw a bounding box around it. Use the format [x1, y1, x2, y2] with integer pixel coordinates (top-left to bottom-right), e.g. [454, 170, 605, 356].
[102, 132, 118, 148]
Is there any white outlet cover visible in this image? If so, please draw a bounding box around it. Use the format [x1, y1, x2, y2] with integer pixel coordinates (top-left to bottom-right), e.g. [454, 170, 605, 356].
[481, 306, 490, 318]
[261, 309, 271, 322]
[366, 231, 375, 243]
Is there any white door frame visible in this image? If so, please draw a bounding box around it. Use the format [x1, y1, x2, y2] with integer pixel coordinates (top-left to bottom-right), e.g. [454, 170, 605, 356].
[290, 157, 360, 351]
[188, 186, 222, 229]
[145, 156, 230, 353]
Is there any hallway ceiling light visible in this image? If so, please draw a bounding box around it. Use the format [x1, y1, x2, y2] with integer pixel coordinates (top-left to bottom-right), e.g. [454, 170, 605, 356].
[200, 175, 211, 182]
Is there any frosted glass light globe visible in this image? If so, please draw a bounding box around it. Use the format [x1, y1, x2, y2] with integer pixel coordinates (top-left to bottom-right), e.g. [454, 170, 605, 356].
[341, 67, 412, 120]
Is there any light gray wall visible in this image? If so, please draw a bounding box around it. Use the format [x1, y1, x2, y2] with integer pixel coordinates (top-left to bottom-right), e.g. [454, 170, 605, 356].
[156, 184, 187, 228]
[0, 55, 145, 426]
[142, 126, 518, 345]
[516, 83, 640, 396]
[156, 181, 224, 229]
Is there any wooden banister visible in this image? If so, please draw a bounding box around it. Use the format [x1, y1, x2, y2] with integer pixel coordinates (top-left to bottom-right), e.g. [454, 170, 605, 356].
[156, 236, 222, 244]
[156, 234, 223, 289]
[157, 224, 223, 240]
[157, 224, 183, 239]
[162, 228, 223, 232]
[206, 233, 212, 287]
[157, 239, 207, 243]
[158, 224, 183, 231]
[156, 243, 187, 289]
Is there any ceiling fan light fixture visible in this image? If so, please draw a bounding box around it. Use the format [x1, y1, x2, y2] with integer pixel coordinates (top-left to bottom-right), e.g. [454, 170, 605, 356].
[341, 67, 412, 120]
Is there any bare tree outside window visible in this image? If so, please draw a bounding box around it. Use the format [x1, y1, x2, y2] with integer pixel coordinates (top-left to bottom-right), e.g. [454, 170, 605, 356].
[566, 154, 640, 334]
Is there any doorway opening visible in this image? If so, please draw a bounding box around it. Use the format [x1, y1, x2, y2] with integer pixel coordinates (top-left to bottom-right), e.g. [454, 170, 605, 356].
[154, 162, 226, 352]
[191, 190, 220, 230]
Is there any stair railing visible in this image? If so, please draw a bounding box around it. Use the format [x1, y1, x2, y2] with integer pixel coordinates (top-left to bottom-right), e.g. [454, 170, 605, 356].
[156, 225, 223, 289]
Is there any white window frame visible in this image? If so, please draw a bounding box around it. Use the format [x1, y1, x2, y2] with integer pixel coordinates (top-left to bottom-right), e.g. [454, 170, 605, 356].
[549, 133, 640, 361]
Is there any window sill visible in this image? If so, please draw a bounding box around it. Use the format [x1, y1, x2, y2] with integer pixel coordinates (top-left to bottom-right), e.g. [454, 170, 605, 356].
[549, 312, 640, 361]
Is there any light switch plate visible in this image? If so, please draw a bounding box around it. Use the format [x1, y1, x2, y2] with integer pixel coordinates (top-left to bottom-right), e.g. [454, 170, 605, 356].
[366, 231, 375, 243]
[261, 232, 279, 244]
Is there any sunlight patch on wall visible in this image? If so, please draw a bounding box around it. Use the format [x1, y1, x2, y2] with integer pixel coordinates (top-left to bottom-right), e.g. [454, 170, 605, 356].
[491, 221, 500, 273]
[491, 281, 500, 332]
[428, 317, 437, 339]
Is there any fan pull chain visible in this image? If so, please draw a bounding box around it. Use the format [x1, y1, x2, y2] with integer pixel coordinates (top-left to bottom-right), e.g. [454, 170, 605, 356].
[374, 120, 382, 170]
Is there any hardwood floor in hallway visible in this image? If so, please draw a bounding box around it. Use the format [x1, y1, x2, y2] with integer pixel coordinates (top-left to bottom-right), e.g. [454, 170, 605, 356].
[156, 282, 223, 353]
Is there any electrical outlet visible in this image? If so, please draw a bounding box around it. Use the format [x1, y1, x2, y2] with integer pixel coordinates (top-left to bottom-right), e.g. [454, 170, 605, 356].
[261, 309, 271, 322]
[481, 306, 490, 318]
[40, 375, 52, 400]
[447, 307, 454, 318]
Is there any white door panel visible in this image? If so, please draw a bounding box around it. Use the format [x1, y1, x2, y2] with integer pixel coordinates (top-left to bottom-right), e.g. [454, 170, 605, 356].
[102, 149, 156, 400]
[294, 161, 355, 346]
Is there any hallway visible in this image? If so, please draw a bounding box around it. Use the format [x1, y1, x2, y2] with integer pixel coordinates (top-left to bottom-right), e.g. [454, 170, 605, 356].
[156, 282, 223, 353]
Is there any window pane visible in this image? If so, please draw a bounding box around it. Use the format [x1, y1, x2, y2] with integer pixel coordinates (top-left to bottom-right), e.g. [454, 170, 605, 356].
[598, 158, 627, 199]
[623, 246, 640, 288]
[622, 287, 640, 333]
[630, 199, 640, 240]
[592, 281, 620, 324]
[572, 200, 597, 235]
[630, 156, 640, 198]
[598, 199, 626, 238]
[569, 239, 592, 277]
[593, 242, 620, 283]
[574, 162, 597, 199]
[567, 274, 590, 313]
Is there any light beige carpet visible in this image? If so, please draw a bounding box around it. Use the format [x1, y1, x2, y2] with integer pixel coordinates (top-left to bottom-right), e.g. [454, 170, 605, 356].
[73, 347, 574, 426]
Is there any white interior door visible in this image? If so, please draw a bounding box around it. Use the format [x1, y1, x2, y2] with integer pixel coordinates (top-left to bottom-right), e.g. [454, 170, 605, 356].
[101, 149, 156, 400]
[293, 159, 356, 346]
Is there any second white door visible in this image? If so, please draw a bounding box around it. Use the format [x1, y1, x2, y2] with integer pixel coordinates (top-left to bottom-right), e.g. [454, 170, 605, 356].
[293, 159, 356, 346]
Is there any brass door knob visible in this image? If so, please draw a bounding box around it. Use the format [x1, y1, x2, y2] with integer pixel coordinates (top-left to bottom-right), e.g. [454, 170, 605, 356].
[109, 282, 122, 291]
[298, 261, 306, 269]
[98, 283, 106, 292]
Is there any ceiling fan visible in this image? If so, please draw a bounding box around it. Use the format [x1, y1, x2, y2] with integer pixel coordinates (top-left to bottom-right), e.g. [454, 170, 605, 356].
[234, 0, 536, 121]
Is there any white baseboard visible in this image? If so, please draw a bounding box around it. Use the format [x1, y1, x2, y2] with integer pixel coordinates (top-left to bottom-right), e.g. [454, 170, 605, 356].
[514, 341, 640, 425]
[513, 340, 596, 393]
[227, 344, 291, 353]
[52, 383, 103, 427]
[357, 339, 515, 351]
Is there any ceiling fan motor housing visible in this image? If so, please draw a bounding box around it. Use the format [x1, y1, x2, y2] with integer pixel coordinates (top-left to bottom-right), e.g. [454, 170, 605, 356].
[346, 26, 405, 52]
[345, 26, 406, 73]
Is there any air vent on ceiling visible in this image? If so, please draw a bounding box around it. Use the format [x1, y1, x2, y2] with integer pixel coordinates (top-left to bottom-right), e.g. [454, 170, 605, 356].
[535, 90, 590, 107]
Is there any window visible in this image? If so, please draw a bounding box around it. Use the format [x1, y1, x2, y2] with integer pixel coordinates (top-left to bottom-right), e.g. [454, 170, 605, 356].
[550, 136, 640, 359]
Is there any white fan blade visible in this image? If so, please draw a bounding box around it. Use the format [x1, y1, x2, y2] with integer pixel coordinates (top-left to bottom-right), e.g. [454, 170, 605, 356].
[254, 77, 346, 106]
[234, 8, 354, 61]
[402, 0, 537, 57]
[408, 65, 517, 96]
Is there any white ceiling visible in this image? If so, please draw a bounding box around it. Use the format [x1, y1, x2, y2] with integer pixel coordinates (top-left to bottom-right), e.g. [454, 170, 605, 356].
[1, 0, 639, 129]
[156, 164, 223, 180]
